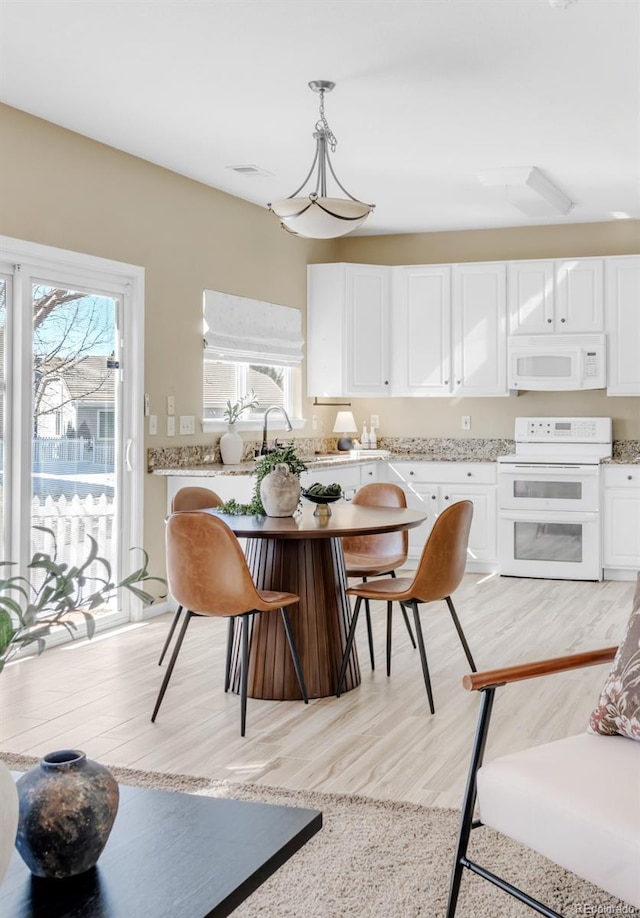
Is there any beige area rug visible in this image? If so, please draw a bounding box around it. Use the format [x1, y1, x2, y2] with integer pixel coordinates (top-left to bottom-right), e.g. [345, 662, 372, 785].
[2, 752, 635, 918]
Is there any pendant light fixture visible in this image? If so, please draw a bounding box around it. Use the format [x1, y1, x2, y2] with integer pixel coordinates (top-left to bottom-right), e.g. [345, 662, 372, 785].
[267, 81, 374, 239]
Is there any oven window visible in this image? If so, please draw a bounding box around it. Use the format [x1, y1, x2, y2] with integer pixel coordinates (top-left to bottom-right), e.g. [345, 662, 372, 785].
[514, 522, 583, 563]
[513, 480, 582, 500]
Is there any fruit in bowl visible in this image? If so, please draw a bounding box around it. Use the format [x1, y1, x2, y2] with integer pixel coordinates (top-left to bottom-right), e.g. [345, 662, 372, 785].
[302, 482, 343, 505]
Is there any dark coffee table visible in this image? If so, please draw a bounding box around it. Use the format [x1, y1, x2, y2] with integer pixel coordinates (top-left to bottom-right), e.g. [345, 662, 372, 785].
[0, 780, 322, 917]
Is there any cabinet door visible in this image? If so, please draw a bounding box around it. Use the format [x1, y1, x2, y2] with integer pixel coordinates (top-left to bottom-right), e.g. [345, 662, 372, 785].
[307, 263, 346, 398]
[604, 487, 640, 568]
[402, 483, 437, 556]
[555, 259, 603, 332]
[508, 261, 554, 334]
[391, 266, 451, 395]
[452, 263, 507, 396]
[345, 266, 391, 396]
[606, 256, 640, 396]
[442, 485, 497, 564]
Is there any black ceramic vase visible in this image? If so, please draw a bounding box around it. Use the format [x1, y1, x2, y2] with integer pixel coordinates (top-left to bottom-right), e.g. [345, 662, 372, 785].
[15, 749, 119, 879]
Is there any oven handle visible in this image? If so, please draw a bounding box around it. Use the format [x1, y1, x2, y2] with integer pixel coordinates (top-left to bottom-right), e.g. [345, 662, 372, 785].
[498, 465, 600, 476]
[498, 510, 599, 523]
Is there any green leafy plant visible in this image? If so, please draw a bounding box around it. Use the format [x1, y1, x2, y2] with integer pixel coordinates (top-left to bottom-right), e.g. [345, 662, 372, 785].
[223, 390, 259, 425]
[0, 526, 166, 673]
[218, 444, 307, 515]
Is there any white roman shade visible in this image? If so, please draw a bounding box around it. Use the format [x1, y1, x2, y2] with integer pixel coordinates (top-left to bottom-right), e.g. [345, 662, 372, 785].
[203, 290, 303, 366]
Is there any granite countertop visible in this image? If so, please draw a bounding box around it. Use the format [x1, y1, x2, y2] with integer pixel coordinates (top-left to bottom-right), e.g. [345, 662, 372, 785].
[148, 437, 640, 475]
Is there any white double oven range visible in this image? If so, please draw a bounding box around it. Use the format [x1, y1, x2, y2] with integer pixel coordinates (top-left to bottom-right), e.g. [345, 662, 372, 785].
[497, 417, 612, 581]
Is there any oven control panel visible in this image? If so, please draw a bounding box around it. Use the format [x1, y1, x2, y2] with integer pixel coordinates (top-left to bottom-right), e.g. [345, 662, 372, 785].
[515, 417, 612, 444]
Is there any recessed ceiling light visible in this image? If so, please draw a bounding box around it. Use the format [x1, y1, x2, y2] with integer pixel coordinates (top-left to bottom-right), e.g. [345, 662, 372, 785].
[226, 164, 273, 177]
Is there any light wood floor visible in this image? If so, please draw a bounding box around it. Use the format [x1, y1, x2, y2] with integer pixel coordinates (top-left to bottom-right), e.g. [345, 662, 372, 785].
[1, 574, 634, 808]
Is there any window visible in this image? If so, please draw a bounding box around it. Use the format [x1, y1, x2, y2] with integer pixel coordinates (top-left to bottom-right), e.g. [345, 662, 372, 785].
[203, 289, 303, 432]
[98, 408, 115, 439]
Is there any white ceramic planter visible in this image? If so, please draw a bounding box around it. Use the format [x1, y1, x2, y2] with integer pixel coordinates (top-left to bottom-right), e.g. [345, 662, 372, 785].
[219, 425, 244, 465]
[0, 760, 19, 887]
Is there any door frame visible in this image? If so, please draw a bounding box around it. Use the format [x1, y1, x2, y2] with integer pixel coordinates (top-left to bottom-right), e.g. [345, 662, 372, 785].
[0, 234, 146, 624]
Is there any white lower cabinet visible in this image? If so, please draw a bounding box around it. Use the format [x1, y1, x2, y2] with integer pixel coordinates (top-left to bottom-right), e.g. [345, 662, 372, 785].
[386, 462, 497, 570]
[603, 466, 640, 574]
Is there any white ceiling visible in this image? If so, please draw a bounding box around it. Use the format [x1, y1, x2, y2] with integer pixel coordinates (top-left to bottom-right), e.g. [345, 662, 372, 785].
[1, 0, 639, 236]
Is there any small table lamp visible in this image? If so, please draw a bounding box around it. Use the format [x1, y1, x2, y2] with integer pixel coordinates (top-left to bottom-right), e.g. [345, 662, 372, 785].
[333, 410, 357, 451]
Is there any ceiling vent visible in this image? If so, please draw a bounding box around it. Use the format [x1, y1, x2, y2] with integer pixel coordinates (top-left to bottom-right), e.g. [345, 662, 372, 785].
[477, 166, 574, 218]
[226, 164, 273, 177]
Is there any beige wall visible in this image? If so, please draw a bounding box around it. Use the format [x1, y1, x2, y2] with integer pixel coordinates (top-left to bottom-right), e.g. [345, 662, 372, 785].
[1, 103, 638, 581]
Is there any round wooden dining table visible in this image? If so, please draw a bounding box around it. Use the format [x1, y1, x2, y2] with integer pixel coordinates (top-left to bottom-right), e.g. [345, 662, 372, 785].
[205, 503, 427, 701]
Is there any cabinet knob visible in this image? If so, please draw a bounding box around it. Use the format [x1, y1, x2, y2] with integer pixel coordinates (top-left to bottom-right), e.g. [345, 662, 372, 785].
[444, 379, 449, 385]
[368, 471, 373, 476]
[560, 318, 566, 323]
[547, 318, 552, 323]
[467, 472, 472, 477]
[456, 379, 461, 385]
[431, 495, 437, 500]
[444, 495, 450, 501]
[628, 475, 633, 481]
[384, 380, 389, 385]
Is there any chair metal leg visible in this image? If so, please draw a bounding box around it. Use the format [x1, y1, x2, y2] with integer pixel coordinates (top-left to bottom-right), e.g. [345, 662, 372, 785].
[398, 599, 417, 649]
[280, 608, 309, 704]
[446, 596, 477, 672]
[411, 602, 435, 714]
[362, 576, 375, 671]
[151, 610, 193, 722]
[240, 613, 249, 737]
[446, 687, 497, 918]
[158, 605, 182, 665]
[386, 601, 393, 677]
[224, 616, 235, 692]
[336, 595, 363, 697]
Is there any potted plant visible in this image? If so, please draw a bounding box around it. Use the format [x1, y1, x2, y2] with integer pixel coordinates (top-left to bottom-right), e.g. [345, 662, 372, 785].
[219, 390, 259, 465]
[219, 444, 307, 517]
[0, 528, 166, 885]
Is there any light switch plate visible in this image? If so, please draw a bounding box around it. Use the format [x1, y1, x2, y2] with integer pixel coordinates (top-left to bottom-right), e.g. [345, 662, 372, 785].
[461, 415, 471, 430]
[149, 415, 157, 435]
[167, 396, 175, 416]
[167, 416, 175, 436]
[179, 415, 195, 435]
[370, 415, 380, 429]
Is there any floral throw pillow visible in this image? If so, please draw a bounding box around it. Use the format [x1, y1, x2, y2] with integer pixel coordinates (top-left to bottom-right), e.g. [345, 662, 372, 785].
[588, 573, 640, 741]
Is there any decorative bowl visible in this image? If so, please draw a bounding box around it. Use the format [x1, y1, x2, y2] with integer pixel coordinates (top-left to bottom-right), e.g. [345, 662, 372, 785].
[301, 491, 343, 505]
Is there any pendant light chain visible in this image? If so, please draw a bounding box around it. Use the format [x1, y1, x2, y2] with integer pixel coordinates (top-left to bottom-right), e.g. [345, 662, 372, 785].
[315, 88, 337, 152]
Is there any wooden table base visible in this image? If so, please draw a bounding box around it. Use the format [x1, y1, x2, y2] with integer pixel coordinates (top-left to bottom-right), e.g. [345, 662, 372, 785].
[229, 537, 361, 700]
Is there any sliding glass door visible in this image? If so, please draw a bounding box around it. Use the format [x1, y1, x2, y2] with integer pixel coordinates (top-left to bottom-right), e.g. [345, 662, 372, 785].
[0, 238, 145, 633]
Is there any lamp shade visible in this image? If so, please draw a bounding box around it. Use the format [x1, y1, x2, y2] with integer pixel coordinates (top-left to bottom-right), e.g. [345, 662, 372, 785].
[333, 411, 357, 434]
[269, 197, 373, 240]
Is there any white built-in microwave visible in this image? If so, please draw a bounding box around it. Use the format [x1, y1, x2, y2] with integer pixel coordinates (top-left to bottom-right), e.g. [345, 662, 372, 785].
[507, 334, 606, 391]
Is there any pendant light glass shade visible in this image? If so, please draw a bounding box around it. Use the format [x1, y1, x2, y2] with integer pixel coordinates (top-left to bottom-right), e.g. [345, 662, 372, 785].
[268, 81, 374, 239]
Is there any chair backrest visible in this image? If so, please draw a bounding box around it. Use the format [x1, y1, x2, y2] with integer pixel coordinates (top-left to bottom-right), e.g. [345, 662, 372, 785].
[343, 482, 408, 561]
[171, 486, 222, 513]
[409, 500, 473, 603]
[165, 511, 263, 617]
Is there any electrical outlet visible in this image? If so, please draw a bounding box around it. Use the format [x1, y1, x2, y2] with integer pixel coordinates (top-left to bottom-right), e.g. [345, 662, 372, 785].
[370, 414, 379, 429]
[461, 415, 471, 430]
[149, 415, 157, 435]
[167, 395, 175, 416]
[179, 415, 195, 435]
[167, 416, 175, 436]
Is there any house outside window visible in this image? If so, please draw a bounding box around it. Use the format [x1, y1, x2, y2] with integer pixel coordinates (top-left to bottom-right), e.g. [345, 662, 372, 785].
[98, 408, 115, 440]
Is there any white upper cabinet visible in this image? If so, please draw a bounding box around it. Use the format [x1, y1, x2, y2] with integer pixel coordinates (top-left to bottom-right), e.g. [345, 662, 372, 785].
[391, 266, 451, 396]
[307, 263, 391, 398]
[508, 258, 603, 334]
[606, 256, 640, 396]
[452, 262, 507, 396]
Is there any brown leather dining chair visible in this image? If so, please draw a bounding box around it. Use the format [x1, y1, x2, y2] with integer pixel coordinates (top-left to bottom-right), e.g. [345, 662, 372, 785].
[152, 511, 308, 736]
[336, 500, 477, 713]
[157, 486, 223, 666]
[342, 482, 417, 671]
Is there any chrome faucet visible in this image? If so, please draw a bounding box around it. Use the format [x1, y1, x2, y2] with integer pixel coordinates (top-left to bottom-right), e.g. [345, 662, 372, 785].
[260, 406, 293, 455]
